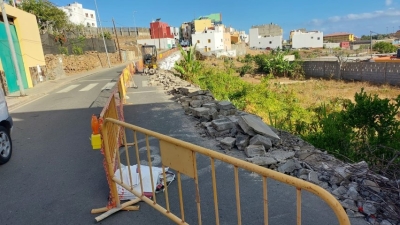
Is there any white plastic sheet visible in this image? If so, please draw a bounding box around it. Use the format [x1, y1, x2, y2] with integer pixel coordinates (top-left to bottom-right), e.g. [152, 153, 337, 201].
[114, 164, 166, 200]
[159, 53, 181, 70]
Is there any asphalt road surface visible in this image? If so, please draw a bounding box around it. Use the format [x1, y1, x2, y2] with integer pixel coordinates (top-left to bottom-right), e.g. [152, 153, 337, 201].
[0, 65, 368, 225]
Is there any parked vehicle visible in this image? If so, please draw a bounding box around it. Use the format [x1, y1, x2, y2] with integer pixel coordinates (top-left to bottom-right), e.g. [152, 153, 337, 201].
[0, 87, 13, 165]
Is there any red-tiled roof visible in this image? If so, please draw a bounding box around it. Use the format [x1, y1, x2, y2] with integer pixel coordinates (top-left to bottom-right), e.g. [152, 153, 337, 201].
[324, 32, 352, 37]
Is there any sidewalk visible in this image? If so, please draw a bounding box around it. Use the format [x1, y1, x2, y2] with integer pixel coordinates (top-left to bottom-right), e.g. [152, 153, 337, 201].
[6, 62, 128, 111]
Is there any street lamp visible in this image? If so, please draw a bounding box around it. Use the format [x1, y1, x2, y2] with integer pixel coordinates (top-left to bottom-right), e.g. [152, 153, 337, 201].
[94, 0, 111, 68]
[133, 11, 141, 59]
[156, 18, 161, 50]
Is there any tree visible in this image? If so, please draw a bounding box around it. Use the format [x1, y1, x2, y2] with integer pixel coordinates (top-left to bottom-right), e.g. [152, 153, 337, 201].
[373, 42, 397, 53]
[174, 44, 202, 82]
[19, 0, 68, 33]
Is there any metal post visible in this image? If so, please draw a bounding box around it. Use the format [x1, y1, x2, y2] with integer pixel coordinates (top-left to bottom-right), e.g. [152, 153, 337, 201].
[0, 0, 25, 96]
[370, 31, 372, 55]
[94, 0, 111, 68]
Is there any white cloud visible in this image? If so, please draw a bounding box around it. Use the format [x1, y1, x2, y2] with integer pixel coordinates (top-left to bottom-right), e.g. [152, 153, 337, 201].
[386, 0, 393, 6]
[311, 8, 400, 25]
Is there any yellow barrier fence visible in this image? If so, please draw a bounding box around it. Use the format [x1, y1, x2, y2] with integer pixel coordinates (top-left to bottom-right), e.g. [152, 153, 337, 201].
[92, 107, 351, 224]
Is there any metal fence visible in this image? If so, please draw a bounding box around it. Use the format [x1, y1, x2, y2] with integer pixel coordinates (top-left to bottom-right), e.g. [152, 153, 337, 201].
[40, 34, 117, 55]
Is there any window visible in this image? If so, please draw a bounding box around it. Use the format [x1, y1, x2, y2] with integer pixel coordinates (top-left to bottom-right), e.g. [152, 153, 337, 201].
[208, 47, 211, 51]
[269, 41, 272, 44]
[311, 36, 314, 39]
[208, 39, 211, 43]
[317, 37, 320, 40]
[92, 23, 95, 26]
[85, 13, 88, 17]
[197, 40, 200, 43]
[91, 14, 93, 18]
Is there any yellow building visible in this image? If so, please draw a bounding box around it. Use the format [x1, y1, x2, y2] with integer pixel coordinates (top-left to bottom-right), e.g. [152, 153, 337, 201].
[194, 19, 212, 33]
[323, 32, 354, 42]
[224, 32, 231, 50]
[230, 31, 240, 44]
[0, 4, 45, 92]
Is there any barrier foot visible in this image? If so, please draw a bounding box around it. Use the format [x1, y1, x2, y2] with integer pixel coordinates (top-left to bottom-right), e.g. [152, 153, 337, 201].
[91, 205, 139, 214]
[92, 199, 141, 222]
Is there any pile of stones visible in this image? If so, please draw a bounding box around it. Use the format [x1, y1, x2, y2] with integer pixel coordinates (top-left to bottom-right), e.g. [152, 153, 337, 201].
[148, 71, 400, 225]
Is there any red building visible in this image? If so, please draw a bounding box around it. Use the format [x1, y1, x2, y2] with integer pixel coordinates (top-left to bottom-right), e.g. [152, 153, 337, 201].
[150, 21, 173, 39]
[340, 41, 350, 49]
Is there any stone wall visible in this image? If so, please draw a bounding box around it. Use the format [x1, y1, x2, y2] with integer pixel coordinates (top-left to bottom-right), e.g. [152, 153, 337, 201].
[44, 52, 123, 77]
[302, 61, 400, 86]
[231, 43, 247, 56]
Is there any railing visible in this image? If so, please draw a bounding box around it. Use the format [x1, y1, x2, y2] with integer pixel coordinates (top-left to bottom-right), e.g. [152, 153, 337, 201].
[93, 113, 350, 224]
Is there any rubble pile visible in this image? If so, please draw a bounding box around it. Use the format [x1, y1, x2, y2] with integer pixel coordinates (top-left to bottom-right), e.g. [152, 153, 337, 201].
[148, 71, 400, 225]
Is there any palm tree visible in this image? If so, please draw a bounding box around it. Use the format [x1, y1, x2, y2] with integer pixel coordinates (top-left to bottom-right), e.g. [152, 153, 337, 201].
[174, 43, 202, 82]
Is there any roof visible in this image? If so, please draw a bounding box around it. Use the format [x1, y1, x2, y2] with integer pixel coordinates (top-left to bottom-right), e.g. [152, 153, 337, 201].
[324, 32, 352, 37]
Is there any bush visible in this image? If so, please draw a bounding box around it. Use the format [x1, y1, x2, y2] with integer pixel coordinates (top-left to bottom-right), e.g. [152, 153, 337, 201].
[237, 63, 253, 77]
[304, 88, 400, 173]
[373, 42, 397, 53]
[59, 46, 68, 55]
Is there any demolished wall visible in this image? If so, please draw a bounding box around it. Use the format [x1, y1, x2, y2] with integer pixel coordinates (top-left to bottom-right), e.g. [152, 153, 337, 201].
[146, 69, 400, 225]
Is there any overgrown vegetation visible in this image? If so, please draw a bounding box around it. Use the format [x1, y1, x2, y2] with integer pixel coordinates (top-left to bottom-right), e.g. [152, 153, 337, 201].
[174, 45, 400, 177]
[373, 42, 397, 53]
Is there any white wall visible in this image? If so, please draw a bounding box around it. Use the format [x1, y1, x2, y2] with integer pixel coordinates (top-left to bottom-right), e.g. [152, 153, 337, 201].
[192, 30, 224, 52]
[137, 38, 175, 50]
[323, 43, 340, 48]
[170, 27, 180, 40]
[59, 3, 97, 27]
[292, 31, 323, 49]
[249, 28, 282, 49]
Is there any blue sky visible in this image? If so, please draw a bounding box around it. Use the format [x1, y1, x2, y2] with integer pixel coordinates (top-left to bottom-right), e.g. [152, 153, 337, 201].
[53, 0, 400, 39]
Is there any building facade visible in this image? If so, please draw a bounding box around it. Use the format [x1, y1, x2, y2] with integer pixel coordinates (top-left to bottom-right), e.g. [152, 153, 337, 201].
[249, 28, 282, 49]
[59, 2, 97, 27]
[197, 13, 222, 25]
[324, 32, 354, 42]
[193, 19, 212, 33]
[291, 30, 323, 49]
[0, 4, 45, 93]
[150, 21, 173, 39]
[191, 25, 227, 52]
[169, 27, 180, 41]
[251, 23, 283, 37]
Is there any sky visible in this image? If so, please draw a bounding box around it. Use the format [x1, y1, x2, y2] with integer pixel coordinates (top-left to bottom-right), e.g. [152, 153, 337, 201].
[52, 0, 400, 39]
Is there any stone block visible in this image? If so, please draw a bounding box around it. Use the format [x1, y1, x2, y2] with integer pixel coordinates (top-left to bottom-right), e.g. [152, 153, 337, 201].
[215, 129, 231, 137]
[332, 186, 347, 196]
[188, 89, 206, 97]
[190, 100, 203, 108]
[220, 137, 236, 150]
[238, 115, 280, 140]
[206, 126, 217, 137]
[236, 134, 249, 151]
[245, 145, 266, 158]
[249, 134, 272, 150]
[340, 199, 358, 211]
[307, 171, 319, 184]
[278, 159, 297, 174]
[209, 108, 219, 120]
[246, 157, 277, 166]
[217, 100, 235, 110]
[270, 150, 295, 162]
[203, 103, 217, 109]
[211, 118, 235, 131]
[192, 107, 210, 118]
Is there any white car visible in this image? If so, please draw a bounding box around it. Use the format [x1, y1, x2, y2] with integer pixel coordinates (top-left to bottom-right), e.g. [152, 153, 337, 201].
[0, 87, 13, 165]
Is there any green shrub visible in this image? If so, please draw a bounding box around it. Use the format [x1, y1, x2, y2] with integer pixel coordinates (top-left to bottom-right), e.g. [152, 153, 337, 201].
[72, 45, 83, 55]
[59, 46, 68, 55]
[373, 41, 397, 53]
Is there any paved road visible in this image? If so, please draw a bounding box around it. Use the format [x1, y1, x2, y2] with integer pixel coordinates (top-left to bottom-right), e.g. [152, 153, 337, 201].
[0, 65, 368, 224]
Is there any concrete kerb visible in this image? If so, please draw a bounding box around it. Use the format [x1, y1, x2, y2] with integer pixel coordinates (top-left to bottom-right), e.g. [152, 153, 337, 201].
[7, 63, 129, 111]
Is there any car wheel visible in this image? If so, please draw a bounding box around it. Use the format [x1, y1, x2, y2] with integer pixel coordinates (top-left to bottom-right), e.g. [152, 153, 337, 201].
[0, 126, 12, 165]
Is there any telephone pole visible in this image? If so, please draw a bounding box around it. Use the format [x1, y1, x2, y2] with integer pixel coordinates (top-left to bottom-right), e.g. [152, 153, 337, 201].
[0, 0, 25, 96]
[94, 0, 111, 68]
[112, 18, 122, 62]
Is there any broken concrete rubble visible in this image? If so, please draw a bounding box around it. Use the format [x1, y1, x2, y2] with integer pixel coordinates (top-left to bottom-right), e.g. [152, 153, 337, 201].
[150, 69, 400, 225]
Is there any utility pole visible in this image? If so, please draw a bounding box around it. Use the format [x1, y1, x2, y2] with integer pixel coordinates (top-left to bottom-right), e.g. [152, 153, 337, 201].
[112, 18, 122, 62]
[94, 0, 111, 68]
[0, 0, 25, 96]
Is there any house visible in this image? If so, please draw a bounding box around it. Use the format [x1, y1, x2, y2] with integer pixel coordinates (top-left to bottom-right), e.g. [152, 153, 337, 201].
[197, 13, 222, 25]
[324, 32, 354, 42]
[249, 27, 282, 49]
[0, 3, 45, 94]
[169, 27, 180, 41]
[193, 19, 212, 33]
[191, 25, 231, 52]
[180, 22, 193, 42]
[59, 2, 97, 27]
[239, 31, 249, 43]
[150, 20, 174, 39]
[291, 30, 323, 49]
[251, 23, 283, 37]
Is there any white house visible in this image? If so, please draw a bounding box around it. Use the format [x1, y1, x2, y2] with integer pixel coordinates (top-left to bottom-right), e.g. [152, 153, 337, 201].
[191, 25, 225, 52]
[249, 28, 282, 49]
[170, 27, 180, 41]
[59, 2, 97, 27]
[239, 31, 249, 43]
[291, 30, 323, 49]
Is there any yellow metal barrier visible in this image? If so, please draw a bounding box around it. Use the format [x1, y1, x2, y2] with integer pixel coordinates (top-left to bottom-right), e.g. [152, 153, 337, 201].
[93, 111, 351, 225]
